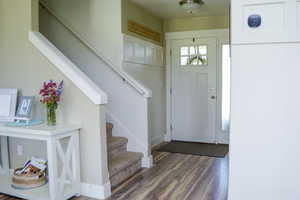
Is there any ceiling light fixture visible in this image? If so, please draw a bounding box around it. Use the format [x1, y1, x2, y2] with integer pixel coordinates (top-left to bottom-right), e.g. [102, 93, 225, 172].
[179, 0, 204, 14]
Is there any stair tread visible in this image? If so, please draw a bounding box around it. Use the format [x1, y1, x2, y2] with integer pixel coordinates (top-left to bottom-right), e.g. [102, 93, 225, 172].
[108, 137, 128, 150]
[109, 152, 143, 176]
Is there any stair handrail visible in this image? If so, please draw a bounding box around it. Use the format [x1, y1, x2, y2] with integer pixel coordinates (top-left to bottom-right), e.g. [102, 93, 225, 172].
[39, 2, 152, 98]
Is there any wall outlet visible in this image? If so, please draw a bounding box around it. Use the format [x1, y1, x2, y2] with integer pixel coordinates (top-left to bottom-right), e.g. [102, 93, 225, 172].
[17, 145, 23, 156]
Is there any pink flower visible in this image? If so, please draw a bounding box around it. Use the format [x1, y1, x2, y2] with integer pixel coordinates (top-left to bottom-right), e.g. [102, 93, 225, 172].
[40, 80, 64, 106]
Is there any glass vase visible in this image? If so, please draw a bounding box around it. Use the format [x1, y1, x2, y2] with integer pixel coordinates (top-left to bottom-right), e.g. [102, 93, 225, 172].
[47, 105, 57, 126]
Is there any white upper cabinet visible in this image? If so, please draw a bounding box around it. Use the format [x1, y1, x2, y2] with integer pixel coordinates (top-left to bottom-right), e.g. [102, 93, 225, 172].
[123, 35, 164, 67]
[232, 0, 300, 44]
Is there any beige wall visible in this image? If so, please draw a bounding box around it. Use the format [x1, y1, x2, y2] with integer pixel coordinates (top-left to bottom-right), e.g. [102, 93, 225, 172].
[45, 0, 124, 68]
[122, 0, 164, 46]
[0, 0, 109, 186]
[164, 15, 230, 32]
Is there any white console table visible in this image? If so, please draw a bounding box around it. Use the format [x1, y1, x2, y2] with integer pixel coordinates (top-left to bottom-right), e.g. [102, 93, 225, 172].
[0, 124, 81, 200]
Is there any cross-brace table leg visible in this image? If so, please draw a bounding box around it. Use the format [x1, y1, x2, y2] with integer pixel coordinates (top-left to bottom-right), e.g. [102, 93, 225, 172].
[47, 133, 81, 200]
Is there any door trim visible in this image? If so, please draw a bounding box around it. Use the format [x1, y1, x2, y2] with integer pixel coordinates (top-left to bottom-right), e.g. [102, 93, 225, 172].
[165, 29, 230, 143]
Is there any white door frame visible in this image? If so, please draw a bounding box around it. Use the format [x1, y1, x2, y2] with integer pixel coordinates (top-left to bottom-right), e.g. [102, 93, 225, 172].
[165, 29, 230, 143]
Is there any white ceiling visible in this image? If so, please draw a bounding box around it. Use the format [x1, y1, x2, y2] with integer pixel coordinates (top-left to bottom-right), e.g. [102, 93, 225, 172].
[130, 0, 230, 19]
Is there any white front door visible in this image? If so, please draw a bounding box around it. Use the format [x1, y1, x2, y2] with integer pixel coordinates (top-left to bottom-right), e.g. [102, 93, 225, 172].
[171, 38, 217, 143]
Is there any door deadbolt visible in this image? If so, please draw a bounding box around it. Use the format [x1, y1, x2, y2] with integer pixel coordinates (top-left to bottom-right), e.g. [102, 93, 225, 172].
[211, 96, 216, 100]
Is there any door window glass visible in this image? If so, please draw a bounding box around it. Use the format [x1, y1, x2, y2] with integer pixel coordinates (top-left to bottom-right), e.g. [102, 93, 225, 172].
[180, 45, 208, 66]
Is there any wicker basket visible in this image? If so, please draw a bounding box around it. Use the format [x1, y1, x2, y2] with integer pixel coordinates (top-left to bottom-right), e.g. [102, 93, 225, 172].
[12, 167, 47, 189]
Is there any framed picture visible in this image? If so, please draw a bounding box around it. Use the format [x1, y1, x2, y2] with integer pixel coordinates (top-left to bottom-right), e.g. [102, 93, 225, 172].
[0, 88, 18, 122]
[16, 96, 34, 119]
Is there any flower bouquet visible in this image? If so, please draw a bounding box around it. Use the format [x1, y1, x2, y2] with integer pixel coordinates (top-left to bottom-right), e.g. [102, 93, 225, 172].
[39, 80, 64, 126]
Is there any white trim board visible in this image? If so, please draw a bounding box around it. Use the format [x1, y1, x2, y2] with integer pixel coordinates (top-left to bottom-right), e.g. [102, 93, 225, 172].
[165, 29, 230, 40]
[80, 182, 111, 199]
[165, 29, 230, 144]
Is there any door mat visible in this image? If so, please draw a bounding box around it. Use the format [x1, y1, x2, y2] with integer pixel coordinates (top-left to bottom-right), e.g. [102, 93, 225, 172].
[156, 141, 229, 158]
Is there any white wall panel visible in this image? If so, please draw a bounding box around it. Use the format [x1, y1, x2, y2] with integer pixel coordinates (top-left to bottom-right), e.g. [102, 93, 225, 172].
[297, 1, 300, 31]
[145, 46, 154, 64]
[124, 40, 134, 61]
[133, 43, 145, 63]
[124, 35, 164, 67]
[229, 42, 300, 200]
[154, 48, 164, 66]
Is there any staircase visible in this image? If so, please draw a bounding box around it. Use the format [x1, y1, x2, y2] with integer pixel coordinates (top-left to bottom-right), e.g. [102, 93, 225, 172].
[106, 123, 143, 188]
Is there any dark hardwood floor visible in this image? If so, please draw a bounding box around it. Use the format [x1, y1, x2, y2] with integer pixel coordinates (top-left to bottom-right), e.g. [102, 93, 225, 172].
[0, 152, 228, 200]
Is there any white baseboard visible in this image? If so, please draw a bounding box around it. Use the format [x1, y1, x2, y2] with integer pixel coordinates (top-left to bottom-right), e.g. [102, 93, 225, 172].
[81, 181, 111, 199]
[151, 134, 165, 147]
[142, 155, 153, 168]
[164, 133, 171, 142]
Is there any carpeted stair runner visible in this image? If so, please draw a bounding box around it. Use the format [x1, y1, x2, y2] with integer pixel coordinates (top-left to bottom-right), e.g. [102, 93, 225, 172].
[106, 123, 143, 188]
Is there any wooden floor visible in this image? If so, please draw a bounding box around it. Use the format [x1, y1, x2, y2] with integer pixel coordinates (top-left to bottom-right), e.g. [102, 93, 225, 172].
[0, 152, 228, 200]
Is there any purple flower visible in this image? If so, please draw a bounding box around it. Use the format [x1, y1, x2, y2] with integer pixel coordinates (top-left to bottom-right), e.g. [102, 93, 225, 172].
[56, 81, 64, 97]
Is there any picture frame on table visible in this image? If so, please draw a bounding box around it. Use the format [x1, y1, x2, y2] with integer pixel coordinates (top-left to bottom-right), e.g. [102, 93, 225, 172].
[16, 96, 34, 119]
[0, 88, 18, 122]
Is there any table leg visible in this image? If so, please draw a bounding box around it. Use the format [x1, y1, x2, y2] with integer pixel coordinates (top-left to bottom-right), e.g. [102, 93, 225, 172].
[72, 132, 81, 196]
[0, 136, 9, 175]
[47, 138, 60, 200]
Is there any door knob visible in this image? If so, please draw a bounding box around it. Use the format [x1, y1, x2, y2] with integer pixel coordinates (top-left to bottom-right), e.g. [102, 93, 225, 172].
[211, 96, 216, 100]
